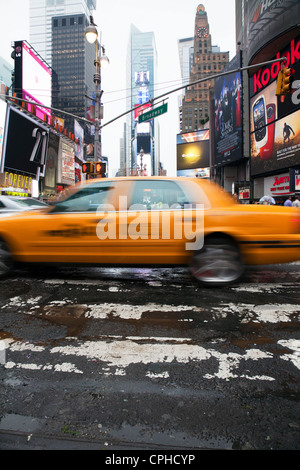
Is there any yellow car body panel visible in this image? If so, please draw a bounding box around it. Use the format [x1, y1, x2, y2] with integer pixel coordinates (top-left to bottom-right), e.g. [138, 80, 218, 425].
[0, 177, 299, 270]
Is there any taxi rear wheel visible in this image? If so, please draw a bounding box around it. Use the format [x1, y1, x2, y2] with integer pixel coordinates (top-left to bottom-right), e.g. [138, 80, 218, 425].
[0, 240, 13, 277]
[189, 236, 244, 286]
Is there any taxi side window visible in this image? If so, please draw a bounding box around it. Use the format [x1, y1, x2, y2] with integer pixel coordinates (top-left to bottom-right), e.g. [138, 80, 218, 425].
[129, 180, 190, 210]
[52, 182, 114, 213]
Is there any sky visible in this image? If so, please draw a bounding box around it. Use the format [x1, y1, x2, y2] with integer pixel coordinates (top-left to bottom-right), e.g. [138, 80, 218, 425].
[0, 0, 236, 176]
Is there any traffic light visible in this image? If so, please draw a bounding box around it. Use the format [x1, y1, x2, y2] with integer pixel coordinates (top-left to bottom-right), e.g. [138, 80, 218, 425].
[82, 162, 94, 173]
[94, 162, 107, 174]
[276, 67, 294, 96]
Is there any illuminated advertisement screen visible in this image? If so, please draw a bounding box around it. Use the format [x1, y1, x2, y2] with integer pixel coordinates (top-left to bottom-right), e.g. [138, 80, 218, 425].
[137, 134, 151, 154]
[177, 130, 210, 170]
[135, 71, 150, 85]
[214, 53, 243, 164]
[14, 41, 51, 123]
[137, 87, 149, 104]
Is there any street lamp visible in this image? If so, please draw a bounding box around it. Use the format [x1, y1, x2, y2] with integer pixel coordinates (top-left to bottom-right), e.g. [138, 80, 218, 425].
[85, 16, 109, 162]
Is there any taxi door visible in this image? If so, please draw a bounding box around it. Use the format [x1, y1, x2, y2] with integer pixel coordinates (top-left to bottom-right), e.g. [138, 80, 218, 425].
[19, 180, 120, 264]
[113, 179, 194, 265]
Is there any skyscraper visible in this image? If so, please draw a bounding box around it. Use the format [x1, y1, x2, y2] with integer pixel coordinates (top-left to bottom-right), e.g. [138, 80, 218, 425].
[125, 24, 159, 176]
[51, 13, 95, 142]
[29, 0, 96, 67]
[180, 4, 229, 133]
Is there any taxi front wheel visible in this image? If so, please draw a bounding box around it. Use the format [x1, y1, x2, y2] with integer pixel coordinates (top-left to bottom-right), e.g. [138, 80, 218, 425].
[0, 240, 13, 277]
[189, 236, 244, 286]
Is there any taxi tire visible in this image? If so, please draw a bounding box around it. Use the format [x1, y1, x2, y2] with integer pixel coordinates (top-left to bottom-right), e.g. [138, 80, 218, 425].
[189, 236, 244, 286]
[0, 239, 13, 277]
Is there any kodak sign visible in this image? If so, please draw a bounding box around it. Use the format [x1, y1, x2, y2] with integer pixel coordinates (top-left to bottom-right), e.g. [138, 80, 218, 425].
[252, 38, 300, 95]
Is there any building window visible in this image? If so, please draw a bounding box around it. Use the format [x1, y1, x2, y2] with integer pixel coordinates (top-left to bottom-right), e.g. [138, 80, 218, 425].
[62, 18, 66, 26]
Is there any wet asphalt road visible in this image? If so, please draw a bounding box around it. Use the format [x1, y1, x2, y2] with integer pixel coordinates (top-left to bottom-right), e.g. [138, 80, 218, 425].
[0, 262, 299, 451]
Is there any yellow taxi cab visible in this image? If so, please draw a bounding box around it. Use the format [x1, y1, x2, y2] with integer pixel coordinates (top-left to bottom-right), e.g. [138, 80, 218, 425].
[0, 177, 299, 286]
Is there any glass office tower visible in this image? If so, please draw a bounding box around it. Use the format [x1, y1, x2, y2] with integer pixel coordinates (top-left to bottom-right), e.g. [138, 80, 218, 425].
[126, 25, 159, 175]
[29, 0, 96, 67]
[51, 13, 95, 142]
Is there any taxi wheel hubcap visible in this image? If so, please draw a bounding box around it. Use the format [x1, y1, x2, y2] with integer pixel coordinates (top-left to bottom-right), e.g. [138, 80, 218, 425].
[190, 238, 244, 285]
[0, 241, 13, 276]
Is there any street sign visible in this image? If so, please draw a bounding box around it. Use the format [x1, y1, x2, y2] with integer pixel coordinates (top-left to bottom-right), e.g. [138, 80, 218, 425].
[138, 103, 168, 123]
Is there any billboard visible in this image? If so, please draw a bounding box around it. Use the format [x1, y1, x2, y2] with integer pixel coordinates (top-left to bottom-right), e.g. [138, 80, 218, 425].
[1, 106, 49, 178]
[137, 87, 149, 104]
[58, 139, 75, 186]
[214, 53, 243, 164]
[74, 119, 84, 161]
[0, 99, 7, 165]
[250, 38, 300, 176]
[177, 130, 210, 171]
[246, 0, 300, 63]
[14, 41, 51, 123]
[134, 103, 151, 120]
[137, 134, 151, 155]
[44, 132, 59, 195]
[249, 37, 300, 98]
[135, 71, 150, 85]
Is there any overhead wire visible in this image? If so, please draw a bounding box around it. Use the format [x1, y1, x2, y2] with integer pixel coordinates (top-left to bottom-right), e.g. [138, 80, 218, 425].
[9, 76, 190, 107]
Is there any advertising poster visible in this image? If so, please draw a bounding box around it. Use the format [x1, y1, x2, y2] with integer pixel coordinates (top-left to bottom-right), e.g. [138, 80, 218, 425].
[58, 140, 75, 186]
[74, 119, 84, 161]
[44, 132, 59, 194]
[290, 168, 300, 192]
[214, 53, 243, 164]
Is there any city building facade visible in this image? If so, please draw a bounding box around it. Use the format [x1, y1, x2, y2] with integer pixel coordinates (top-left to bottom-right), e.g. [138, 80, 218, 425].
[124, 25, 160, 176]
[180, 4, 229, 133]
[29, 0, 96, 67]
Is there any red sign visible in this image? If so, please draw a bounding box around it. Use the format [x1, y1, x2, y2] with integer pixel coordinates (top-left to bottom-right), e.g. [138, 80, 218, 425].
[251, 37, 300, 95]
[134, 103, 151, 120]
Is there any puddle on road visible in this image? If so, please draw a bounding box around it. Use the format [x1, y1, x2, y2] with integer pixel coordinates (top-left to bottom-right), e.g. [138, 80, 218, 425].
[0, 414, 44, 433]
[31, 304, 89, 337]
[230, 334, 275, 349]
[105, 422, 233, 450]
